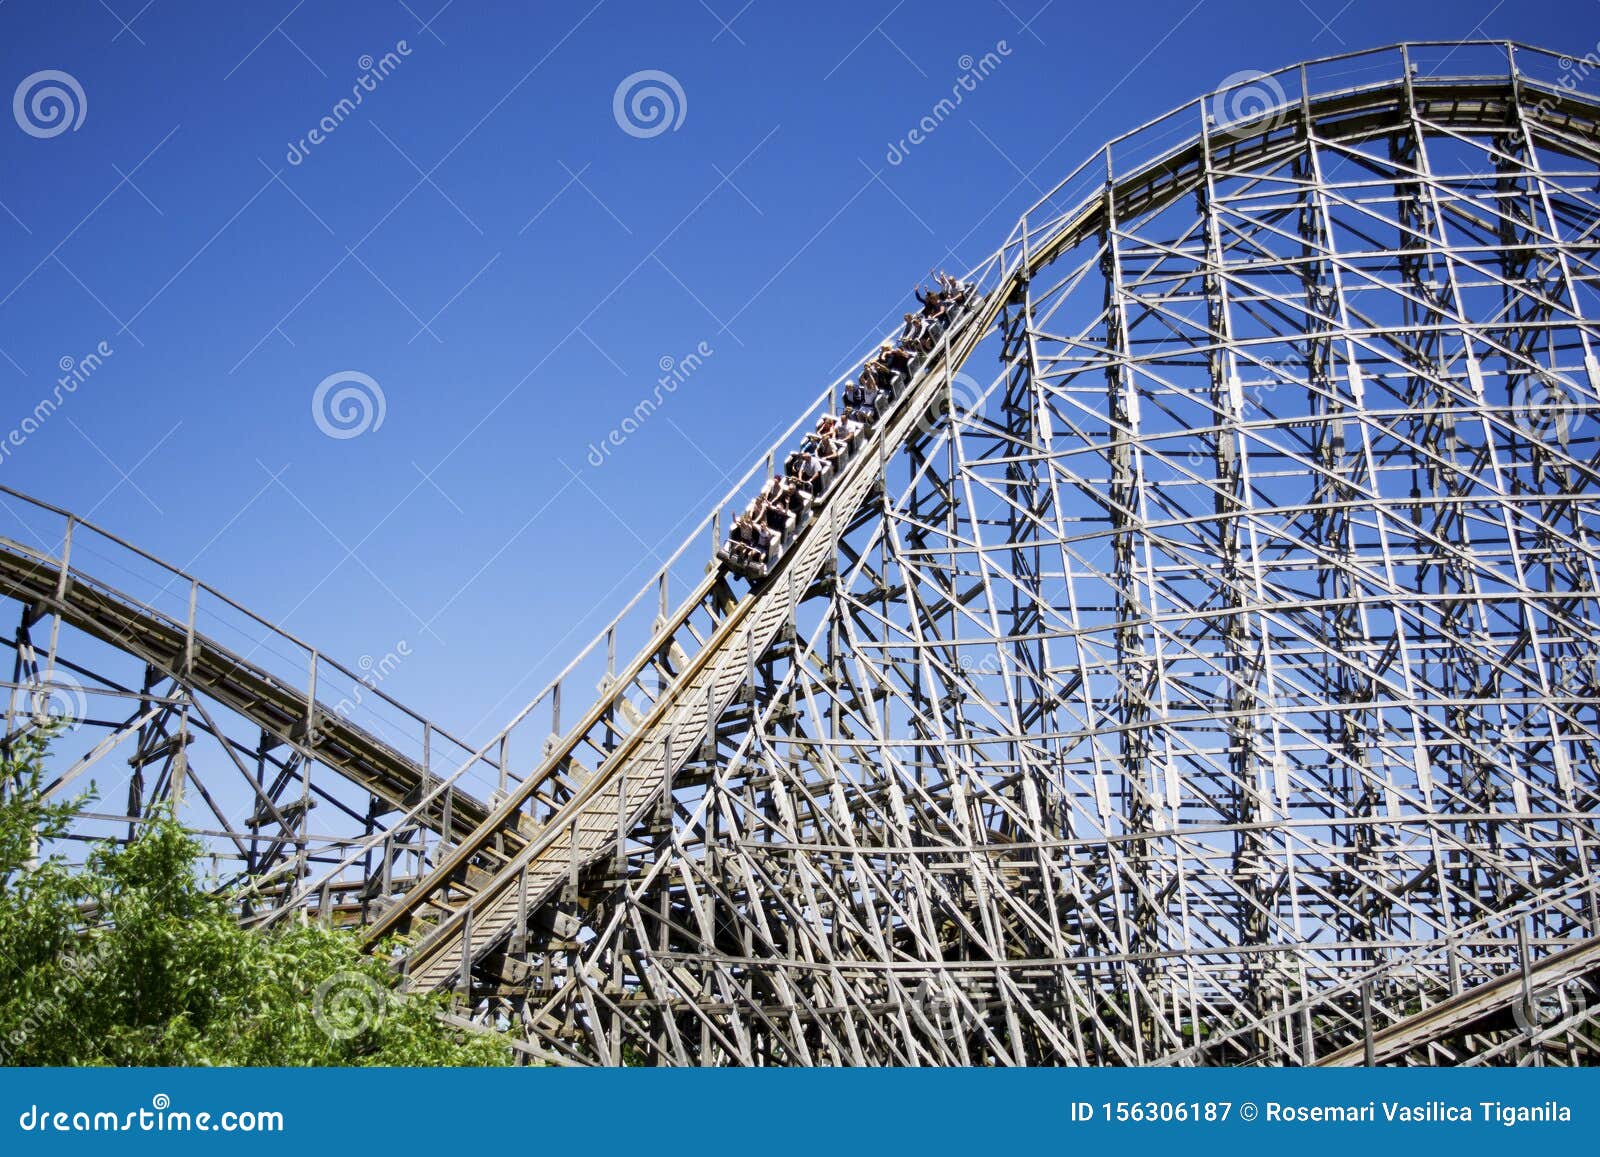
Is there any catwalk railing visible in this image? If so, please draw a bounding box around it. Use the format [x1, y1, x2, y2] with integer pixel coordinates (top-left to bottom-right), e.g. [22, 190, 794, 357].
[0, 486, 494, 873]
[355, 277, 1014, 988]
[7, 40, 1599, 1062]
[262, 37, 1600, 971]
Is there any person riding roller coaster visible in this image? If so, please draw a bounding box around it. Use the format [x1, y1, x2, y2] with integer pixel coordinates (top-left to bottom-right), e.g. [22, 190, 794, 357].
[719, 272, 975, 579]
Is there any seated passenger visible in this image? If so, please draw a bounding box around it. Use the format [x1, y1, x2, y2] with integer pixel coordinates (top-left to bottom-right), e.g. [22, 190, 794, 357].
[751, 497, 788, 534]
[759, 474, 797, 519]
[793, 453, 824, 499]
[771, 474, 805, 513]
[727, 541, 765, 574]
[941, 272, 972, 304]
[862, 357, 892, 394]
[843, 385, 877, 420]
[720, 535, 755, 570]
[775, 475, 808, 517]
[731, 513, 774, 560]
[823, 413, 860, 446]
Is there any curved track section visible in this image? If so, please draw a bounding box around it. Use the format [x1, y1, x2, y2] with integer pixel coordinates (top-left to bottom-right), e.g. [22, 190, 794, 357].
[364, 42, 1600, 1065]
[359, 293, 1007, 990]
[11, 42, 1600, 1066]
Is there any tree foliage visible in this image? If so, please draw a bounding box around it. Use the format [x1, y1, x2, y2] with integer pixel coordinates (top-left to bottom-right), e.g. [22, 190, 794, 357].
[0, 734, 509, 1066]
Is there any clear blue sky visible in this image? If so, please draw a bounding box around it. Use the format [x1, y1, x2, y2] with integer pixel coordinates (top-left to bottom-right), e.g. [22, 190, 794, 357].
[1, 0, 1593, 746]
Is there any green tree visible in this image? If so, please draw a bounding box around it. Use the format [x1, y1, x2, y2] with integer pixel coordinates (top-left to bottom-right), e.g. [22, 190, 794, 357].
[0, 733, 509, 1066]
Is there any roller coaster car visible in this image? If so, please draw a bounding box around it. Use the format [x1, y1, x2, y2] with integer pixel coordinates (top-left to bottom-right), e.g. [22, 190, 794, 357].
[720, 433, 860, 582]
[717, 283, 976, 583]
[716, 540, 772, 577]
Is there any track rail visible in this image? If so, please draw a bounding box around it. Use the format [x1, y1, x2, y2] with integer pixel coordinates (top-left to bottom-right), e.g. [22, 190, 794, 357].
[7, 45, 1598, 1059]
[364, 45, 1600, 993]
[368, 294, 1010, 988]
[0, 491, 495, 845]
[1318, 936, 1600, 1066]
